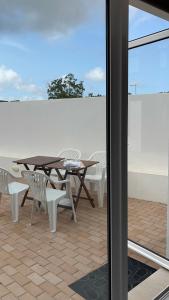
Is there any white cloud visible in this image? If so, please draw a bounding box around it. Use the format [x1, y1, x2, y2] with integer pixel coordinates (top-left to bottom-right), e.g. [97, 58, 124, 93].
[85, 67, 105, 81]
[0, 0, 104, 38]
[0, 39, 29, 52]
[0, 66, 19, 86]
[0, 65, 41, 94]
[21, 95, 45, 101]
[15, 82, 41, 94]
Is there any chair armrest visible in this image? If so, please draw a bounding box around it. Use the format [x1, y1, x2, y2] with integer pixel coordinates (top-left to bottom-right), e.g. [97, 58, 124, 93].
[48, 177, 70, 185]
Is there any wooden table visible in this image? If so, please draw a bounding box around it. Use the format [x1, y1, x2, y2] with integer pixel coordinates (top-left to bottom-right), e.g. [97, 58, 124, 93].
[14, 156, 63, 172]
[14, 156, 63, 206]
[45, 160, 99, 210]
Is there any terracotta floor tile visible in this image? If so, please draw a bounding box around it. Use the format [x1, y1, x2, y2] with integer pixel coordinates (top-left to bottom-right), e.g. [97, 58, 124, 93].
[2, 293, 18, 300]
[7, 282, 25, 297]
[40, 281, 60, 297]
[31, 264, 48, 276]
[28, 272, 46, 285]
[21, 257, 36, 267]
[43, 272, 62, 285]
[19, 293, 36, 300]
[2, 244, 14, 253]
[16, 264, 32, 276]
[24, 282, 43, 297]
[37, 292, 54, 300]
[2, 265, 17, 276]
[12, 272, 30, 286]
[54, 291, 72, 300]
[0, 285, 9, 298]
[0, 273, 14, 286]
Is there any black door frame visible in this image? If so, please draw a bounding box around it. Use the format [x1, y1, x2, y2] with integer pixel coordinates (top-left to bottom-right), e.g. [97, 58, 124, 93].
[106, 0, 128, 299]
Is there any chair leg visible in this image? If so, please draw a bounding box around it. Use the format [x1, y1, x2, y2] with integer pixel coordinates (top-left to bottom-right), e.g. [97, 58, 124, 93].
[71, 199, 77, 223]
[97, 182, 104, 208]
[11, 193, 19, 223]
[73, 176, 79, 195]
[48, 200, 57, 233]
[30, 200, 36, 226]
[0, 192, 2, 205]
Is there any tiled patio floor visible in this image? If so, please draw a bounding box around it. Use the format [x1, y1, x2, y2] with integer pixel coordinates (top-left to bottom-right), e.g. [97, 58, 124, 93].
[0, 193, 107, 299]
[128, 198, 167, 258]
[0, 192, 166, 299]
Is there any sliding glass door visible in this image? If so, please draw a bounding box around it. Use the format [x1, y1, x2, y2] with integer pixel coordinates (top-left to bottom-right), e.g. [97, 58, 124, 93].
[128, 5, 169, 268]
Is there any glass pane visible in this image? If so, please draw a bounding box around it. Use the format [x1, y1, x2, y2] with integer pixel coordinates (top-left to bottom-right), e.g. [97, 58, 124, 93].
[129, 5, 169, 40]
[129, 39, 169, 95]
[128, 37, 169, 260]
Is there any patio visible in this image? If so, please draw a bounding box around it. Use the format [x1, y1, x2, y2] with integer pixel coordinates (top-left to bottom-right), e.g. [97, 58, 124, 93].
[0, 97, 168, 298]
[128, 198, 166, 258]
[0, 192, 107, 300]
[0, 188, 164, 299]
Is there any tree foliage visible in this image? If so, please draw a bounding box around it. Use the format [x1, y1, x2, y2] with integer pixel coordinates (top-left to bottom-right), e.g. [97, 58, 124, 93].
[48, 73, 85, 99]
[88, 92, 102, 97]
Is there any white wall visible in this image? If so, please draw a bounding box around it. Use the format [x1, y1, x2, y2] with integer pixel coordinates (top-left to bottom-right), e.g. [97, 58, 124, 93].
[128, 93, 169, 203]
[128, 93, 169, 157]
[0, 94, 169, 203]
[0, 98, 106, 159]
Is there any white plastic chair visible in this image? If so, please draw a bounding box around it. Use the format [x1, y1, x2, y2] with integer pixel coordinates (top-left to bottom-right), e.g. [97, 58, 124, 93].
[21, 171, 77, 233]
[0, 168, 29, 222]
[58, 148, 81, 160]
[85, 151, 106, 208]
[51, 148, 81, 190]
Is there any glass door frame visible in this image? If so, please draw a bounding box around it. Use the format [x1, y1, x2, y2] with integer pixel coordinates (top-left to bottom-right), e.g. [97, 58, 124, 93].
[106, 1, 169, 299]
[128, 28, 169, 269]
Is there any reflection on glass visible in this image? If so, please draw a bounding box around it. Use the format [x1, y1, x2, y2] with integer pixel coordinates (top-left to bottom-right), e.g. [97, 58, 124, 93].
[128, 38, 169, 260]
[129, 5, 169, 40]
[129, 40, 169, 95]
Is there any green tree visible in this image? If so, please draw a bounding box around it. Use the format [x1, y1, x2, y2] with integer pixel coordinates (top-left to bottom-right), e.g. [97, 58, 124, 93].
[88, 93, 103, 97]
[48, 73, 85, 99]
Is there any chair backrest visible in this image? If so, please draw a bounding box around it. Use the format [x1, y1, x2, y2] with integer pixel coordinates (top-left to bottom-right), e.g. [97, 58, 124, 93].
[58, 148, 81, 160]
[0, 168, 13, 194]
[21, 171, 48, 209]
[88, 151, 106, 176]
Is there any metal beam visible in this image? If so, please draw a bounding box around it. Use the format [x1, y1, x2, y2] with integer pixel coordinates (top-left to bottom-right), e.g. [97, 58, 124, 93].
[130, 0, 169, 21]
[106, 0, 128, 299]
[129, 29, 169, 49]
[128, 241, 169, 270]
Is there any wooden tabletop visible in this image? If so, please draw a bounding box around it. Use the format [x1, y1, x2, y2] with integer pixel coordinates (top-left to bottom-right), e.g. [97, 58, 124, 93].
[14, 156, 63, 166]
[45, 160, 99, 171]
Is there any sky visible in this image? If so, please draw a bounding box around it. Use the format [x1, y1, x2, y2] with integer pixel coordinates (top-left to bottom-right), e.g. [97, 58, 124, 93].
[0, 1, 169, 101]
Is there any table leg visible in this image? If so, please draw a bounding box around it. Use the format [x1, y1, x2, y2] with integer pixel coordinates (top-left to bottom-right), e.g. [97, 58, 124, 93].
[21, 164, 30, 207]
[21, 189, 29, 207]
[24, 164, 30, 170]
[55, 169, 65, 180]
[75, 170, 95, 209]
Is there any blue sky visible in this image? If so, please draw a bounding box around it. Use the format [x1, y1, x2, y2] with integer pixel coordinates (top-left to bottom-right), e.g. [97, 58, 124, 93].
[0, 1, 169, 100]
